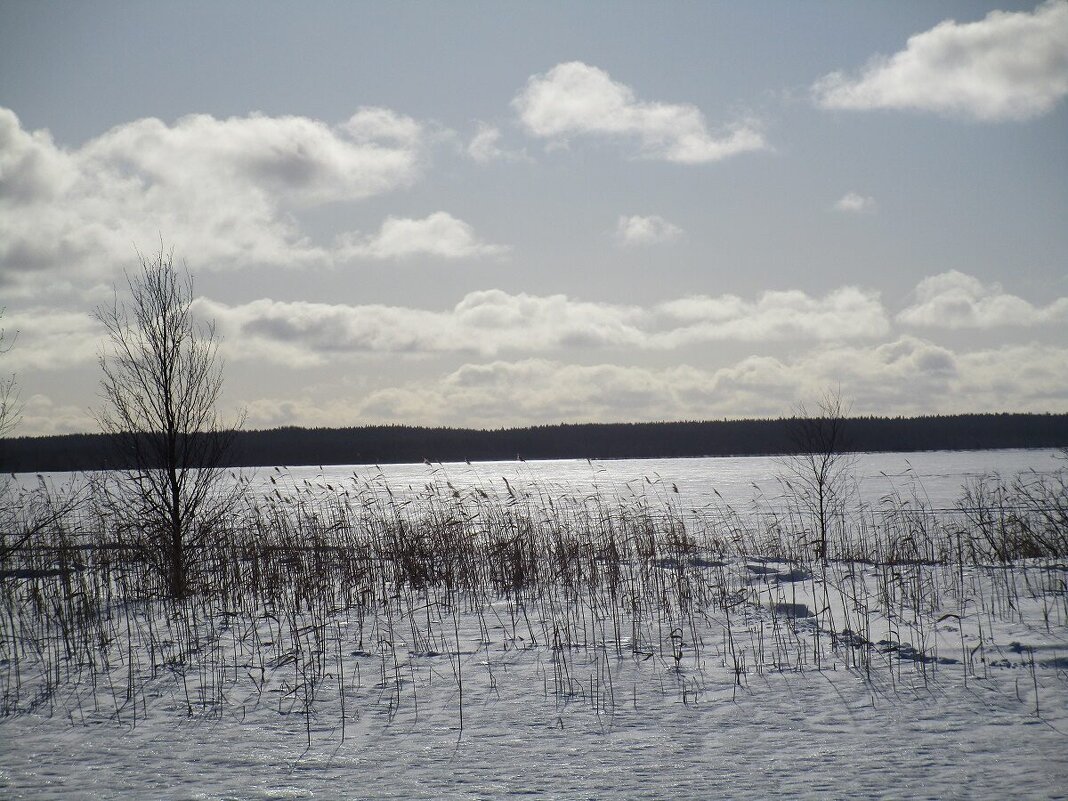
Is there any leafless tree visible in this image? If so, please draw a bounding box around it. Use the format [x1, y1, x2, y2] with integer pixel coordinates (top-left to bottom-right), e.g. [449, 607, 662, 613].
[0, 309, 20, 440]
[780, 389, 855, 561]
[0, 310, 22, 557]
[94, 246, 242, 598]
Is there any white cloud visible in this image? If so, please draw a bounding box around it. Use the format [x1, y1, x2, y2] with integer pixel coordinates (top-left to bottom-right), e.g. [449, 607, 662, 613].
[834, 192, 877, 213]
[196, 285, 889, 367]
[0, 106, 425, 292]
[336, 212, 508, 260]
[256, 336, 1067, 428]
[0, 307, 101, 371]
[467, 124, 505, 163]
[18, 394, 96, 436]
[653, 287, 889, 345]
[745, 336, 1067, 416]
[198, 291, 647, 364]
[615, 215, 683, 246]
[953, 342, 1068, 410]
[513, 61, 766, 163]
[898, 270, 1068, 328]
[341, 106, 423, 147]
[17, 331, 1068, 435]
[241, 396, 352, 431]
[356, 359, 702, 425]
[813, 1, 1068, 121]
[16, 334, 1067, 434]
[466, 123, 527, 163]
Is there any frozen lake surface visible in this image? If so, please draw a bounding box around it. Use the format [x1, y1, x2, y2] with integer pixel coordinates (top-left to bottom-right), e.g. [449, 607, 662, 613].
[18, 448, 1064, 511]
[256, 447, 1065, 511]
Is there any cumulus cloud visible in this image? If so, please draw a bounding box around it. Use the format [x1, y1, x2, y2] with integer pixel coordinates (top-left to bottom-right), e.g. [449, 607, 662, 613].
[466, 123, 527, 163]
[356, 359, 705, 425]
[198, 291, 647, 364]
[615, 215, 683, 246]
[341, 106, 423, 147]
[240, 396, 356, 431]
[898, 270, 1068, 328]
[513, 61, 766, 162]
[834, 192, 877, 213]
[243, 336, 1067, 429]
[726, 336, 1067, 417]
[195, 285, 889, 367]
[0, 106, 426, 291]
[336, 212, 508, 260]
[18, 394, 96, 436]
[0, 307, 101, 371]
[653, 287, 889, 345]
[16, 334, 1067, 434]
[812, 1, 1068, 121]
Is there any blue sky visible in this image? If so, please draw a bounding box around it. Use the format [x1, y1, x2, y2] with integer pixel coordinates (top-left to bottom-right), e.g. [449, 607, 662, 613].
[1, 1, 1067, 434]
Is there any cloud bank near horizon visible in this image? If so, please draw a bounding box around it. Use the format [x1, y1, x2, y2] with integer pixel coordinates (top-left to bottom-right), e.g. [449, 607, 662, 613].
[8, 272, 1063, 374]
[224, 336, 1068, 432]
[9, 267, 1067, 434]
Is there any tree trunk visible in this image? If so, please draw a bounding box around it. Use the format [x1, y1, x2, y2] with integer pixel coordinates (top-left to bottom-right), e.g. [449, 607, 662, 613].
[169, 506, 185, 598]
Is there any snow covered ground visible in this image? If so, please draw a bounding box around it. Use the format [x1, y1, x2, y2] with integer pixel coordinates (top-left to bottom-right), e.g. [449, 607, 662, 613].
[3, 556, 1066, 800]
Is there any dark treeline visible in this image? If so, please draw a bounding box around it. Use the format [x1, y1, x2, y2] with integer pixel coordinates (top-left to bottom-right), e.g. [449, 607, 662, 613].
[3, 413, 1068, 473]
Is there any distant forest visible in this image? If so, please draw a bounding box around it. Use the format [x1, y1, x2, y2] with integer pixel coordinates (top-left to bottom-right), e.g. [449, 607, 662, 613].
[3, 413, 1068, 473]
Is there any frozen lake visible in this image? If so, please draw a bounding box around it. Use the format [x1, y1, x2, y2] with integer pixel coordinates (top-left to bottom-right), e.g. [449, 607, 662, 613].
[16, 447, 1064, 515]
[246, 447, 1065, 512]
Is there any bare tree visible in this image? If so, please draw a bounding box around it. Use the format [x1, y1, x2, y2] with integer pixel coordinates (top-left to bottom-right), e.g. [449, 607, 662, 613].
[0, 309, 21, 439]
[94, 246, 241, 598]
[780, 389, 855, 561]
[1, 310, 22, 556]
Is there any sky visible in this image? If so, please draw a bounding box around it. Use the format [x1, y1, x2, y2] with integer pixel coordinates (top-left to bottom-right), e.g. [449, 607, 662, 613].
[1, 0, 1067, 436]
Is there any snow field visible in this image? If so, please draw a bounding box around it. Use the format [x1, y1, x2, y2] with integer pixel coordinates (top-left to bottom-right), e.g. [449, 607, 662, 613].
[2, 465, 1067, 799]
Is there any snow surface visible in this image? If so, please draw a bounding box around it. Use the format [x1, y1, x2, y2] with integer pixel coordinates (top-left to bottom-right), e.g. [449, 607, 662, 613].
[3, 558, 1066, 800]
